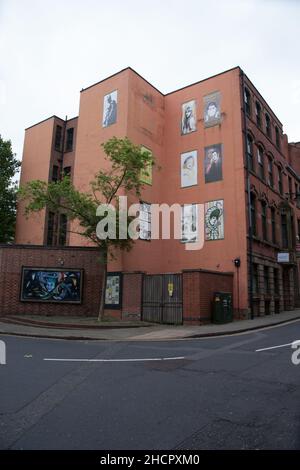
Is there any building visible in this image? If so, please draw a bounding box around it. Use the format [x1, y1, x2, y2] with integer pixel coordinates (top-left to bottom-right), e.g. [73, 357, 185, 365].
[9, 66, 300, 323]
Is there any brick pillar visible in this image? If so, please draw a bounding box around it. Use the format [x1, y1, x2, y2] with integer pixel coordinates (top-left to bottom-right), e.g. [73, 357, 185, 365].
[269, 266, 275, 314]
[278, 267, 284, 312]
[289, 267, 295, 310]
[183, 271, 201, 325]
[121, 272, 143, 321]
[258, 264, 265, 316]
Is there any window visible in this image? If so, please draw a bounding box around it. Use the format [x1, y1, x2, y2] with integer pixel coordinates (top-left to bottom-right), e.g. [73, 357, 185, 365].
[275, 126, 280, 149]
[55, 125, 62, 150]
[271, 207, 276, 244]
[265, 113, 271, 138]
[244, 88, 251, 116]
[288, 176, 293, 197]
[47, 212, 55, 246]
[281, 213, 288, 248]
[247, 134, 254, 171]
[252, 264, 259, 294]
[298, 218, 300, 240]
[63, 166, 71, 177]
[255, 101, 261, 128]
[52, 165, 59, 182]
[264, 266, 270, 293]
[59, 214, 67, 246]
[250, 193, 256, 236]
[261, 201, 267, 240]
[257, 146, 265, 180]
[66, 128, 74, 151]
[274, 268, 280, 294]
[139, 202, 151, 240]
[278, 167, 283, 195]
[268, 157, 273, 187]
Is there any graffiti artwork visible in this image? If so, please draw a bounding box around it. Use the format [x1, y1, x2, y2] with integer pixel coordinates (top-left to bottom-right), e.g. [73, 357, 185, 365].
[20, 268, 83, 303]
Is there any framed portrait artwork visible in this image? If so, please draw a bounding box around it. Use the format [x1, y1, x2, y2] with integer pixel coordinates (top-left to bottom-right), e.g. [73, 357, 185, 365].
[140, 146, 153, 185]
[181, 150, 197, 188]
[102, 90, 118, 127]
[203, 91, 221, 128]
[181, 204, 198, 243]
[104, 272, 122, 309]
[181, 100, 197, 135]
[205, 200, 224, 240]
[20, 267, 83, 303]
[204, 144, 223, 183]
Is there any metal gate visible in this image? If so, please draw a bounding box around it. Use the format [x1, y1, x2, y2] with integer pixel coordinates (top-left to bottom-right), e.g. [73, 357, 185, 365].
[142, 274, 182, 325]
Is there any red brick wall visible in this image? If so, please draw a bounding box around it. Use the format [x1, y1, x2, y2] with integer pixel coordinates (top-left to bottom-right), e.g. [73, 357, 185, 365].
[0, 245, 103, 317]
[183, 269, 233, 324]
[122, 272, 143, 320]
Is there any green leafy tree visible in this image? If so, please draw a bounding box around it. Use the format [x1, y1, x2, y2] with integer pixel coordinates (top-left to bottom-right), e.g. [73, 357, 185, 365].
[0, 135, 21, 243]
[18, 137, 154, 320]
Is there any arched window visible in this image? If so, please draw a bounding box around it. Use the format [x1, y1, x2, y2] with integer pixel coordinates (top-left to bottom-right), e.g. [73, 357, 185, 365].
[250, 193, 257, 236]
[247, 134, 254, 171]
[255, 101, 261, 128]
[244, 88, 251, 116]
[265, 113, 271, 138]
[261, 200, 267, 240]
[257, 145, 265, 180]
[268, 155, 273, 187]
[278, 165, 283, 195]
[275, 126, 280, 149]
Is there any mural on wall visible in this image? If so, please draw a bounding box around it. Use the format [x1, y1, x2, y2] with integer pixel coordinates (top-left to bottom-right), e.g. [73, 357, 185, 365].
[204, 144, 223, 183]
[20, 268, 83, 303]
[205, 200, 224, 240]
[139, 202, 151, 240]
[104, 272, 122, 308]
[181, 150, 197, 188]
[181, 100, 197, 135]
[182, 204, 198, 243]
[204, 91, 221, 127]
[102, 90, 118, 127]
[140, 146, 153, 185]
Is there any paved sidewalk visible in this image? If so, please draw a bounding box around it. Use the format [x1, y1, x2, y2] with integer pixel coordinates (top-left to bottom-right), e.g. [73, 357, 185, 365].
[1, 310, 300, 341]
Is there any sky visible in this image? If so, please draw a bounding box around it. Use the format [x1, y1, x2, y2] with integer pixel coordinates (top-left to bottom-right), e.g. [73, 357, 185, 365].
[0, 0, 299, 165]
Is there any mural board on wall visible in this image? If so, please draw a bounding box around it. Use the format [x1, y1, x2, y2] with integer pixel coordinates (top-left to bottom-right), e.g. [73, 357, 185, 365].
[104, 272, 122, 309]
[20, 268, 83, 303]
[181, 150, 197, 188]
[205, 200, 224, 240]
[181, 204, 198, 243]
[181, 100, 197, 135]
[102, 90, 118, 127]
[140, 146, 153, 185]
[204, 144, 223, 183]
[204, 91, 221, 127]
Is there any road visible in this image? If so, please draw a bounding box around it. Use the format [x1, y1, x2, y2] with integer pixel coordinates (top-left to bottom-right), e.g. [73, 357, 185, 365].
[1, 320, 300, 450]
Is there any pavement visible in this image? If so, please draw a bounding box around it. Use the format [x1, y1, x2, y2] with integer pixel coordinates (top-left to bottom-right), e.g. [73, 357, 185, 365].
[1, 309, 300, 341]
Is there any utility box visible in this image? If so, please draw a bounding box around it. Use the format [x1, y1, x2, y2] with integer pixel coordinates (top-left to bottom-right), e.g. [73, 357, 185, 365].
[212, 292, 233, 324]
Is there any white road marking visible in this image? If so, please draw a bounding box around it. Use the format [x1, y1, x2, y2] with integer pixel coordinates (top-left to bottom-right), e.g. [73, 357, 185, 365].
[256, 342, 298, 352]
[43, 356, 186, 363]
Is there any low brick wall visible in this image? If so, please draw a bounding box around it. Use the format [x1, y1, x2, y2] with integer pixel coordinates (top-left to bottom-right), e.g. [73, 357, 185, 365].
[0, 244, 103, 317]
[183, 269, 234, 324]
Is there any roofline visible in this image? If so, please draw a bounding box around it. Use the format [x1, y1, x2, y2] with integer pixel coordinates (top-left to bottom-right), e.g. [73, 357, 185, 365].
[241, 69, 283, 127]
[165, 66, 240, 96]
[25, 115, 78, 131]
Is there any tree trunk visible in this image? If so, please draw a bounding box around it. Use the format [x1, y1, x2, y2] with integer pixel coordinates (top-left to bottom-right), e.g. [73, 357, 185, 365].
[98, 262, 107, 322]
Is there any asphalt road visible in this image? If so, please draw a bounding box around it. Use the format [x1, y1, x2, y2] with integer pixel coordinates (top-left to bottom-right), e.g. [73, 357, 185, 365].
[1, 321, 300, 450]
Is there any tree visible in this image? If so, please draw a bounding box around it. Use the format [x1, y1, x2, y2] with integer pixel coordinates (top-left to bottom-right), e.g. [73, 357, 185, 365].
[0, 135, 21, 243]
[18, 137, 154, 320]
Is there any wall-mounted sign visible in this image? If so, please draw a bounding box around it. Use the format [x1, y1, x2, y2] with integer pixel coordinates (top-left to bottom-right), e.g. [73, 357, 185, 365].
[20, 267, 83, 303]
[104, 272, 122, 309]
[277, 252, 290, 263]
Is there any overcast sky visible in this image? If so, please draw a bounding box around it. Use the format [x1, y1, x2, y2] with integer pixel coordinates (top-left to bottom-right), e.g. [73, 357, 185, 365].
[0, 0, 299, 164]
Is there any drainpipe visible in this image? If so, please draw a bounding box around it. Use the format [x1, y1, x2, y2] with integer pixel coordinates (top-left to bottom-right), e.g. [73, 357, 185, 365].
[55, 116, 67, 245]
[241, 69, 254, 320]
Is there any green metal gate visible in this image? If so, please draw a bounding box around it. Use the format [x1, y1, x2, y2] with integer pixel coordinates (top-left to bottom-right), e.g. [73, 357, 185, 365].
[142, 274, 183, 325]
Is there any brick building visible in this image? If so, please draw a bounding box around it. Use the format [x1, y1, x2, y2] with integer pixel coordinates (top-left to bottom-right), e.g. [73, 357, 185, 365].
[5, 66, 300, 323]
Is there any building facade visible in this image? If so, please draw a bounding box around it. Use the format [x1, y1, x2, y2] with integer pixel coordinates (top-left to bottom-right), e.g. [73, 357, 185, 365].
[13, 66, 300, 322]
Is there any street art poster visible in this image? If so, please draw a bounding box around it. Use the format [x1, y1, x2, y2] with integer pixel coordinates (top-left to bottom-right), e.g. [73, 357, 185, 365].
[182, 204, 198, 243]
[140, 146, 153, 185]
[204, 144, 223, 183]
[20, 268, 83, 303]
[181, 100, 197, 135]
[102, 90, 118, 127]
[204, 91, 221, 127]
[205, 200, 224, 240]
[139, 202, 151, 240]
[181, 150, 197, 188]
[104, 273, 122, 308]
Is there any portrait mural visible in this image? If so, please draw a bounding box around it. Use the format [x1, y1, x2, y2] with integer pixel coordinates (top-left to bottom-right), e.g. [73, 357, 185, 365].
[104, 272, 122, 308]
[102, 90, 118, 127]
[204, 144, 223, 183]
[139, 202, 151, 240]
[182, 204, 198, 243]
[140, 146, 153, 185]
[181, 150, 197, 188]
[181, 100, 197, 135]
[20, 268, 83, 303]
[204, 91, 221, 127]
[205, 200, 224, 240]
